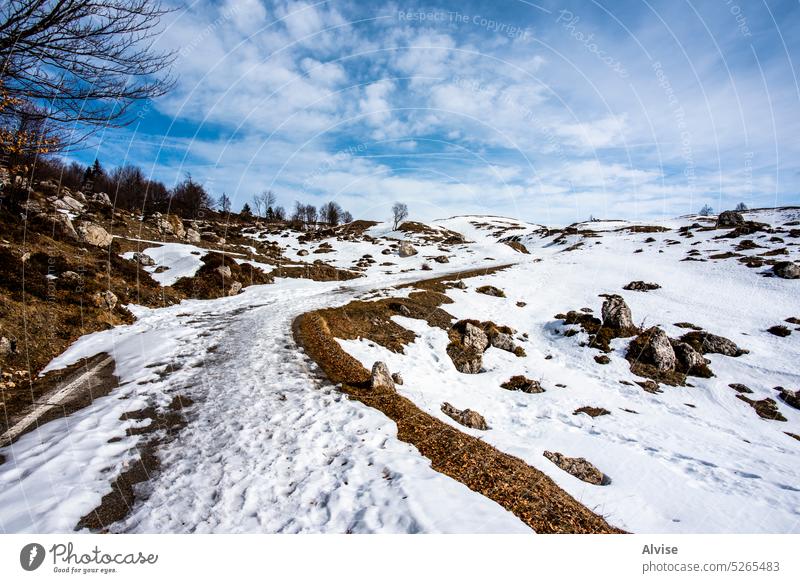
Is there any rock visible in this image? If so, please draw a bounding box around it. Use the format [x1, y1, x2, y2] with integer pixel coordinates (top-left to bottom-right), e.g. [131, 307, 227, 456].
[500, 375, 544, 393]
[601, 294, 635, 330]
[52, 195, 84, 213]
[185, 228, 202, 243]
[773, 261, 800, 279]
[622, 281, 661, 292]
[670, 340, 710, 376]
[679, 331, 748, 357]
[631, 327, 676, 372]
[48, 213, 79, 240]
[490, 332, 516, 352]
[420, 263, 432, 271]
[441, 402, 488, 430]
[391, 372, 404, 385]
[228, 281, 242, 296]
[397, 304, 411, 317]
[573, 406, 610, 417]
[434, 255, 449, 263]
[77, 222, 113, 247]
[778, 388, 800, 410]
[371, 361, 395, 391]
[736, 395, 787, 421]
[132, 252, 155, 266]
[452, 280, 467, 289]
[0, 336, 16, 357]
[447, 345, 483, 373]
[91, 192, 112, 206]
[92, 290, 118, 310]
[216, 265, 232, 278]
[475, 285, 505, 297]
[716, 210, 745, 228]
[297, 249, 309, 256]
[398, 241, 418, 257]
[594, 354, 611, 365]
[728, 383, 753, 394]
[156, 214, 185, 238]
[543, 451, 609, 485]
[463, 322, 489, 352]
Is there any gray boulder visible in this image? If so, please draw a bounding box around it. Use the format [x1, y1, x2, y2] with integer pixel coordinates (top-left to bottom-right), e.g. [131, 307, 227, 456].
[601, 294, 635, 330]
[543, 451, 609, 485]
[773, 261, 800, 279]
[371, 361, 395, 391]
[633, 327, 677, 372]
[441, 402, 488, 430]
[398, 241, 418, 257]
[77, 222, 113, 247]
[716, 210, 744, 228]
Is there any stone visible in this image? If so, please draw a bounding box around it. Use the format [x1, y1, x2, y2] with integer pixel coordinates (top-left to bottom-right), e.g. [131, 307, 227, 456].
[716, 210, 745, 228]
[622, 280, 661, 292]
[91, 192, 112, 206]
[157, 214, 185, 238]
[77, 222, 113, 247]
[297, 249, 309, 256]
[228, 281, 242, 296]
[52, 195, 84, 213]
[601, 294, 635, 330]
[441, 402, 488, 430]
[476, 285, 505, 297]
[371, 361, 395, 391]
[398, 241, 418, 257]
[185, 228, 202, 243]
[500, 375, 544, 393]
[49, 213, 79, 240]
[543, 451, 609, 485]
[773, 261, 800, 279]
[132, 252, 155, 266]
[391, 372, 404, 386]
[92, 290, 118, 310]
[60, 271, 82, 284]
[434, 255, 449, 263]
[452, 280, 467, 289]
[670, 340, 709, 375]
[0, 336, 16, 357]
[679, 331, 747, 357]
[490, 332, 516, 352]
[462, 322, 489, 352]
[778, 388, 800, 410]
[631, 326, 678, 372]
[216, 265, 232, 278]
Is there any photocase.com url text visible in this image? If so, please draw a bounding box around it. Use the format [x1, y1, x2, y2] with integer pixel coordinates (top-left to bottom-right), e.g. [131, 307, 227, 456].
[642, 561, 780, 575]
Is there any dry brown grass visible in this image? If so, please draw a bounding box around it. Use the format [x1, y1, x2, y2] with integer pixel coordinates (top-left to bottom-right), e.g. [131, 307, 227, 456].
[294, 267, 624, 534]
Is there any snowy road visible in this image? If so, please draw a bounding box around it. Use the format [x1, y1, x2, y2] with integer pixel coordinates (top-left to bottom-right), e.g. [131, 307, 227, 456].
[0, 268, 530, 534]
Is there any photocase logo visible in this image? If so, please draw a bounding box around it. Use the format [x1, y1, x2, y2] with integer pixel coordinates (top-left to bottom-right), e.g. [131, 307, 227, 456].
[20, 543, 46, 571]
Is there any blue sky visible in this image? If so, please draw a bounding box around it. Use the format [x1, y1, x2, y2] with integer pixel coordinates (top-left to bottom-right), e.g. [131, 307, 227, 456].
[72, 0, 800, 225]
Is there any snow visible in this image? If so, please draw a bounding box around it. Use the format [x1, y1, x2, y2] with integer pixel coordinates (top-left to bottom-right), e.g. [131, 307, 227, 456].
[121, 242, 207, 286]
[1, 276, 529, 534]
[3, 209, 798, 533]
[336, 209, 800, 533]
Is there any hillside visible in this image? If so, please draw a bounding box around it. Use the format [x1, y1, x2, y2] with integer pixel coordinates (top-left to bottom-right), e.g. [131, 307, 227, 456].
[0, 190, 798, 533]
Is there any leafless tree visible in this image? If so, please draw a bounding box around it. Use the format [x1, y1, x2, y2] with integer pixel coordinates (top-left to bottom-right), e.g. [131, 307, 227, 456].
[252, 190, 276, 219]
[303, 204, 318, 229]
[341, 210, 353, 224]
[392, 202, 408, 230]
[0, 0, 176, 144]
[320, 201, 343, 226]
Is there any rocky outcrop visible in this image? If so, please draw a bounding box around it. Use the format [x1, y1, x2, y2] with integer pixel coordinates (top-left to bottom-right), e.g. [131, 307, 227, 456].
[398, 241, 418, 257]
[216, 265, 232, 278]
[132, 252, 155, 266]
[778, 388, 800, 410]
[543, 451, 610, 485]
[716, 210, 744, 228]
[185, 228, 202, 243]
[156, 214, 186, 238]
[736, 395, 787, 421]
[629, 327, 676, 372]
[49, 213, 79, 241]
[441, 402, 488, 430]
[228, 281, 242, 296]
[92, 290, 118, 310]
[434, 255, 449, 263]
[371, 361, 395, 391]
[391, 372, 404, 386]
[77, 222, 113, 248]
[670, 340, 711, 377]
[679, 331, 748, 357]
[773, 261, 800, 279]
[490, 332, 516, 352]
[622, 281, 661, 292]
[500, 375, 544, 393]
[601, 294, 635, 330]
[462, 322, 489, 352]
[476, 285, 505, 297]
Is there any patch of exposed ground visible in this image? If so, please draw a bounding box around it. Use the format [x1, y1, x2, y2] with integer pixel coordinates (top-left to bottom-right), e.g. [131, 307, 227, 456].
[294, 269, 624, 534]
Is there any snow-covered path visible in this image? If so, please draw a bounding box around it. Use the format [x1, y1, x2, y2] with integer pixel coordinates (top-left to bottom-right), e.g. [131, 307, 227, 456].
[0, 271, 530, 534]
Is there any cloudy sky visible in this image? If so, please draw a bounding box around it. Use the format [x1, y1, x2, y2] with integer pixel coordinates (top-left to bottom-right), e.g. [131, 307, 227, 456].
[76, 0, 800, 225]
